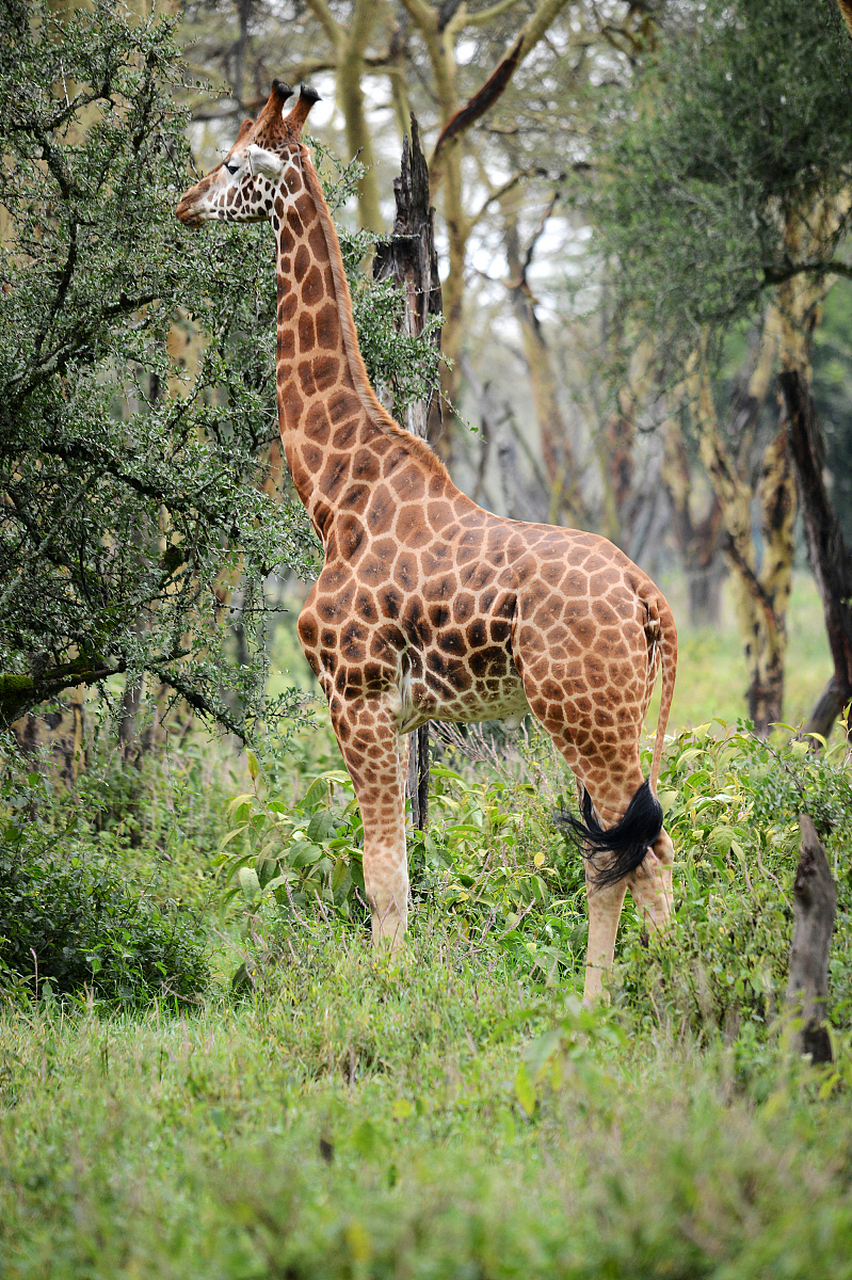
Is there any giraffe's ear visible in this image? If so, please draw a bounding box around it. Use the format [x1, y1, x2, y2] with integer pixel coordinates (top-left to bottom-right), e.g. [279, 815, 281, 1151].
[246, 144, 285, 180]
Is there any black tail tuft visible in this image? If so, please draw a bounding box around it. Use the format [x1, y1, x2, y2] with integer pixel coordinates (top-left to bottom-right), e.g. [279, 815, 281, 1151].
[554, 778, 663, 889]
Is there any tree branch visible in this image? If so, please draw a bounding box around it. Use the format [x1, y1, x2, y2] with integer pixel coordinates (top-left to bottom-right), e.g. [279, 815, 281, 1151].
[762, 258, 852, 286]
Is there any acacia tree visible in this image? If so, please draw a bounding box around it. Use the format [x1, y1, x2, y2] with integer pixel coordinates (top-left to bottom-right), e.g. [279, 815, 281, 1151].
[1, 0, 446, 747]
[0, 0, 319, 738]
[582, 0, 852, 735]
[177, 0, 653, 481]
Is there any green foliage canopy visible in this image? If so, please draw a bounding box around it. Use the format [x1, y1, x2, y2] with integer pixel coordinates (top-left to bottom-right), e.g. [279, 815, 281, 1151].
[585, 0, 852, 370]
[0, 0, 317, 736]
[0, 0, 445, 738]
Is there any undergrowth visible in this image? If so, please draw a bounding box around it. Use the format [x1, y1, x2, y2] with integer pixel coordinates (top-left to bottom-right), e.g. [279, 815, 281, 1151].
[1, 913, 852, 1280]
[1, 696, 852, 1277]
[0, 730, 218, 1009]
[216, 715, 852, 1075]
[611, 720, 852, 1063]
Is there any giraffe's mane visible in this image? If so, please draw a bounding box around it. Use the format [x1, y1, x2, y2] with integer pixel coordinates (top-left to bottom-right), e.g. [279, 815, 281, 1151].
[298, 146, 451, 484]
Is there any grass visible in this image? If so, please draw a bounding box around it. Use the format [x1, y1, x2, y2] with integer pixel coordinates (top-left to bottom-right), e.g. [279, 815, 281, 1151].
[1, 569, 850, 1277]
[2, 918, 852, 1278]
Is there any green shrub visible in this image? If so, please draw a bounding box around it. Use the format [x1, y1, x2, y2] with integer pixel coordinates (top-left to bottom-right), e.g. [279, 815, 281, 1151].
[218, 717, 852, 1035]
[75, 720, 241, 909]
[611, 721, 852, 1052]
[0, 761, 210, 1009]
[217, 739, 591, 987]
[216, 755, 368, 920]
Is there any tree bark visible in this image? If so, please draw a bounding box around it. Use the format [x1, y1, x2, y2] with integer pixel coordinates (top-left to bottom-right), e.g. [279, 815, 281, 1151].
[373, 115, 443, 443]
[780, 369, 852, 740]
[402, 0, 574, 463]
[661, 414, 725, 627]
[687, 340, 795, 734]
[748, 424, 796, 732]
[502, 202, 587, 528]
[373, 115, 442, 829]
[785, 814, 837, 1063]
[303, 0, 384, 231]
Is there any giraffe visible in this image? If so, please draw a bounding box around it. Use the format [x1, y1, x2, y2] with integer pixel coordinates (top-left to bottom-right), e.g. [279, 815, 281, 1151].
[176, 81, 678, 1002]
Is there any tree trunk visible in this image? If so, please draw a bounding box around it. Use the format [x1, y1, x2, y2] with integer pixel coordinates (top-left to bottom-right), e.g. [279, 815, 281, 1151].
[785, 814, 837, 1063]
[688, 343, 795, 734]
[411, 0, 574, 463]
[747, 424, 796, 733]
[303, 0, 384, 231]
[780, 370, 852, 741]
[11, 688, 86, 786]
[406, 724, 430, 831]
[373, 115, 443, 829]
[117, 670, 142, 761]
[502, 204, 587, 528]
[373, 115, 443, 442]
[661, 413, 725, 628]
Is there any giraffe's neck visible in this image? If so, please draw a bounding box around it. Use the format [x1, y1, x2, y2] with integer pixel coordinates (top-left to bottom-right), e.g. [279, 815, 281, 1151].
[271, 151, 448, 542]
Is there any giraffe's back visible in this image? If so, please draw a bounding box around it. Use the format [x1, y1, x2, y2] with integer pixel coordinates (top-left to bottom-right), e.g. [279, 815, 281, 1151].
[301, 484, 672, 739]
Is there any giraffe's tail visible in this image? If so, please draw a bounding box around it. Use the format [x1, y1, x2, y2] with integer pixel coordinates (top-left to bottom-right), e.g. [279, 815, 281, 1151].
[647, 590, 678, 792]
[555, 778, 664, 889]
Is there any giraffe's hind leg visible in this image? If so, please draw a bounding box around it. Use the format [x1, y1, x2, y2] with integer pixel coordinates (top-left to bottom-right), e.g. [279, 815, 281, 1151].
[534, 720, 673, 1002]
[514, 605, 674, 999]
[577, 790, 674, 1003]
[328, 695, 409, 950]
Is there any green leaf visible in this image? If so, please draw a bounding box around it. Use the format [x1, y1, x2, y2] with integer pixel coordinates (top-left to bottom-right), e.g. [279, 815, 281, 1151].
[237, 867, 261, 905]
[227, 794, 256, 818]
[331, 856, 349, 891]
[514, 1060, 536, 1117]
[522, 1028, 565, 1083]
[218, 827, 247, 851]
[349, 1119, 381, 1158]
[306, 810, 337, 843]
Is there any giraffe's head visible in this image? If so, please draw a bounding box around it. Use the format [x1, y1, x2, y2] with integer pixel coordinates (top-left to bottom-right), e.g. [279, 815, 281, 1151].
[175, 80, 320, 228]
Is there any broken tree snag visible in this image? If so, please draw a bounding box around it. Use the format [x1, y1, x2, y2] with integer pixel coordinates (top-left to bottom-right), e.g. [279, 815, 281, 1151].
[785, 814, 837, 1063]
[373, 116, 444, 830]
[372, 113, 443, 444]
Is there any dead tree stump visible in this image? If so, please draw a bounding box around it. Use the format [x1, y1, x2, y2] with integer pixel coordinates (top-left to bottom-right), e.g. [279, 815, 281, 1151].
[373, 115, 443, 832]
[784, 814, 837, 1063]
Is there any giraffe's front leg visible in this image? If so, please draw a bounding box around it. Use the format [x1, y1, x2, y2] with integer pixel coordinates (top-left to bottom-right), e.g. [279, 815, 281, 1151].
[329, 694, 409, 950]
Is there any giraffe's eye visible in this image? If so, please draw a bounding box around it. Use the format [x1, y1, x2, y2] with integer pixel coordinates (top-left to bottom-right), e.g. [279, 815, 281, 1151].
[224, 161, 240, 176]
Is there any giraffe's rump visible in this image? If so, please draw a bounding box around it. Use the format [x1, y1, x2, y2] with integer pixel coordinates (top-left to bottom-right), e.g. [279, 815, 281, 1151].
[555, 778, 664, 889]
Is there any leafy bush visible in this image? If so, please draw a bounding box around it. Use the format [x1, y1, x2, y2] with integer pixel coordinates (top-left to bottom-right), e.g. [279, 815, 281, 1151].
[0, 762, 209, 1009]
[217, 752, 368, 925]
[217, 715, 852, 1034]
[0, 0, 318, 736]
[217, 733, 590, 986]
[78, 725, 242, 911]
[611, 722, 852, 1050]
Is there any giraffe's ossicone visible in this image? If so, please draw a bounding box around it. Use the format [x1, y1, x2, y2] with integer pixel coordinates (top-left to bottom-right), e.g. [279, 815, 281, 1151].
[176, 81, 678, 1002]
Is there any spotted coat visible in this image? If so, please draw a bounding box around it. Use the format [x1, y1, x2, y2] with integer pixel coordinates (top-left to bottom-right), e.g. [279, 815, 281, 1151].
[176, 82, 678, 1001]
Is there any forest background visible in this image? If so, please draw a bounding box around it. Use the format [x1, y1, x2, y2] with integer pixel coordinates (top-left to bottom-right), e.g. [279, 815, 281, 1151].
[2, 1, 852, 1275]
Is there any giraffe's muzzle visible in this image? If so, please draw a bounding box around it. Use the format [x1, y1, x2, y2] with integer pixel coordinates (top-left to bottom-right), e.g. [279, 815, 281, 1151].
[175, 196, 204, 228]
